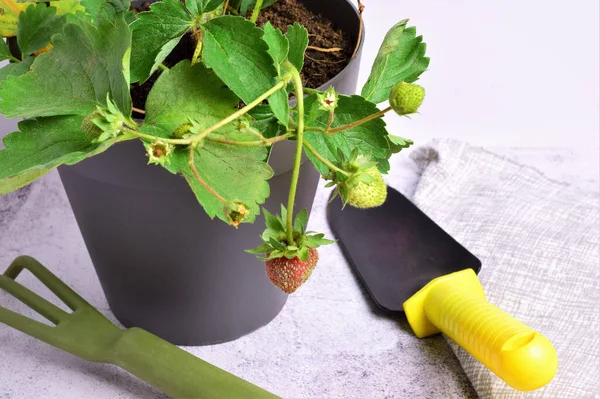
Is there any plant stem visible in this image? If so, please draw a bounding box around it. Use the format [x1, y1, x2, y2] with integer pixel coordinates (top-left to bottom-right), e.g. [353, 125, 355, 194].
[327, 106, 392, 134]
[121, 126, 191, 145]
[191, 30, 203, 65]
[284, 62, 305, 245]
[244, 126, 269, 142]
[250, 0, 264, 22]
[132, 107, 146, 115]
[207, 133, 291, 147]
[158, 64, 169, 71]
[325, 110, 335, 131]
[189, 146, 228, 204]
[303, 87, 322, 95]
[222, 0, 229, 15]
[303, 141, 349, 176]
[227, 5, 239, 15]
[8, 55, 20, 63]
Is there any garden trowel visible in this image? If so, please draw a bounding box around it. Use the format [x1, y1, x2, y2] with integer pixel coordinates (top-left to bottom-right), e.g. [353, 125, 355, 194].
[327, 186, 557, 391]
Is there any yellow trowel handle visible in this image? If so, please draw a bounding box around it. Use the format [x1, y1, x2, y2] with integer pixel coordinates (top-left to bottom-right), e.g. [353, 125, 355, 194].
[403, 269, 557, 391]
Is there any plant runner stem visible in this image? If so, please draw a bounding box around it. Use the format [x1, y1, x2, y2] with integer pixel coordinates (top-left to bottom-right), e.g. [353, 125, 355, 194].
[326, 106, 392, 134]
[207, 133, 291, 147]
[222, 0, 229, 15]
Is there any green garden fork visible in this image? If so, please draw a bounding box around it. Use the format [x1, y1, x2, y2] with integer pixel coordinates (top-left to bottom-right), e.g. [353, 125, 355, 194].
[0, 256, 279, 399]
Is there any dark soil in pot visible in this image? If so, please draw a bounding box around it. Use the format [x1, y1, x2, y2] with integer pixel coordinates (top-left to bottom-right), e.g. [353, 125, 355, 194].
[59, 0, 364, 346]
[256, 0, 354, 88]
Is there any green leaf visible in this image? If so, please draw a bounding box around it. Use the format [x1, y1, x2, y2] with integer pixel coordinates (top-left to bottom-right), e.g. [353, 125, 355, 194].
[170, 143, 273, 224]
[361, 19, 429, 104]
[17, 4, 66, 56]
[261, 24, 289, 126]
[285, 22, 308, 72]
[387, 134, 414, 154]
[294, 208, 308, 232]
[295, 246, 308, 261]
[279, 203, 287, 223]
[0, 14, 132, 118]
[201, 16, 287, 126]
[0, 38, 13, 61]
[143, 61, 273, 223]
[143, 60, 238, 136]
[130, 0, 193, 83]
[263, 208, 284, 231]
[185, 0, 223, 16]
[0, 56, 34, 83]
[81, 0, 131, 24]
[303, 94, 390, 174]
[0, 115, 122, 194]
[246, 242, 273, 254]
[249, 105, 284, 139]
[269, 237, 286, 251]
[263, 22, 289, 70]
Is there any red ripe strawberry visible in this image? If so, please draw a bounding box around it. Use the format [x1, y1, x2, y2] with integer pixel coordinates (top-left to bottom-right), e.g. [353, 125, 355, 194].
[265, 248, 319, 294]
[247, 206, 334, 293]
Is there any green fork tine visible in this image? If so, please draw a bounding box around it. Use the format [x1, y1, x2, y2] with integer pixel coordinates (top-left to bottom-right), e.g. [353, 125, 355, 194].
[4, 255, 87, 312]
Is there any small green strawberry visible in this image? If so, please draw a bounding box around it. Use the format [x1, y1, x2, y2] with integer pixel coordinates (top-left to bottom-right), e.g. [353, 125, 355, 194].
[247, 205, 335, 294]
[324, 149, 388, 209]
[171, 118, 203, 139]
[389, 81, 425, 115]
[346, 166, 387, 208]
[81, 111, 103, 139]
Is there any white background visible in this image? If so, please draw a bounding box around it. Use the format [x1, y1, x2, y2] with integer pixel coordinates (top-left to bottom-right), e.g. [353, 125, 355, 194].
[359, 0, 599, 149]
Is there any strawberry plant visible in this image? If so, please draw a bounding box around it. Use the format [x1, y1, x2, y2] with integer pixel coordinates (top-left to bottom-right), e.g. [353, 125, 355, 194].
[0, 0, 429, 293]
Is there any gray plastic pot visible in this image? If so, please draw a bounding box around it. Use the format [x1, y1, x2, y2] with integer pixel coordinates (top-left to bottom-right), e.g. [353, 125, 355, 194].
[58, 0, 364, 346]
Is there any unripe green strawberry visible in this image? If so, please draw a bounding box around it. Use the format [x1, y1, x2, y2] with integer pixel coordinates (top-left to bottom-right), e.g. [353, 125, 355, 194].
[265, 248, 319, 294]
[81, 112, 103, 138]
[347, 166, 387, 208]
[389, 81, 425, 115]
[172, 123, 193, 139]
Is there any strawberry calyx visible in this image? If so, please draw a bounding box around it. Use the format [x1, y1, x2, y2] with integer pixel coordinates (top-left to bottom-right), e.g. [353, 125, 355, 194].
[246, 205, 335, 261]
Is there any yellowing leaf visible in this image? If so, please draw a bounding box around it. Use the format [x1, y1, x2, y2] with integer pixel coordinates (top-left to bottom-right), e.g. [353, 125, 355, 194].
[54, 1, 86, 16]
[0, 0, 83, 37]
[0, 0, 27, 37]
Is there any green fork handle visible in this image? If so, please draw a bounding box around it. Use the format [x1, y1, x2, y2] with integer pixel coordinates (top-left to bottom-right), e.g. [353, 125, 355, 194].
[112, 327, 278, 399]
